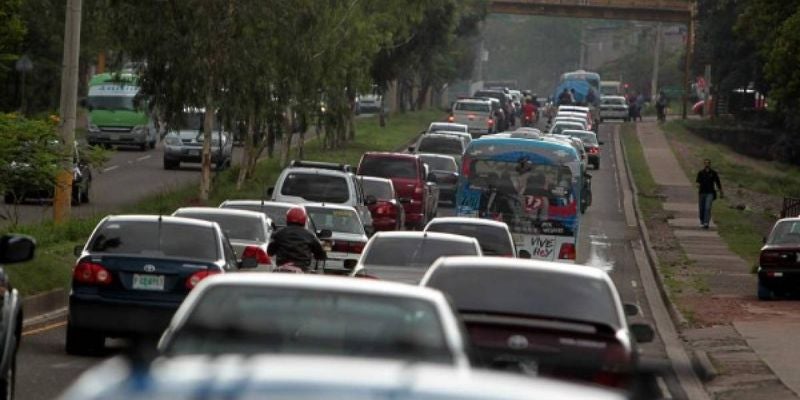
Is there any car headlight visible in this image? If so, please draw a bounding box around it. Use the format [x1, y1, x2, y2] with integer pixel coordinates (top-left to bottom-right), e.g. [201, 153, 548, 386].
[88, 124, 100, 132]
[132, 125, 148, 135]
[164, 136, 181, 146]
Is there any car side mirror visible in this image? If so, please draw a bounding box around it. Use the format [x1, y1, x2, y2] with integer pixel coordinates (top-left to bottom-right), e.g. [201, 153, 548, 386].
[73, 244, 83, 257]
[623, 303, 641, 317]
[365, 195, 377, 205]
[398, 197, 411, 204]
[317, 229, 332, 239]
[630, 323, 655, 343]
[426, 173, 438, 183]
[239, 256, 258, 269]
[0, 235, 36, 264]
[343, 259, 357, 270]
[518, 249, 531, 259]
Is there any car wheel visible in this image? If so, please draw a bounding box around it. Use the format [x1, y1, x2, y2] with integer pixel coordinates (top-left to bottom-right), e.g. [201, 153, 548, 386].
[139, 143, 147, 151]
[757, 280, 775, 301]
[65, 322, 104, 355]
[163, 159, 178, 170]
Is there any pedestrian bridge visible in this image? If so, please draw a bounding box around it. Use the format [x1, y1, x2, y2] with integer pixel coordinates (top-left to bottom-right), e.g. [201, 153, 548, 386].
[490, 0, 693, 23]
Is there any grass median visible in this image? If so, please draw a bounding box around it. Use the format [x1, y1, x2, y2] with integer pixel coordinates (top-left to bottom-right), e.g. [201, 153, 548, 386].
[3, 110, 443, 296]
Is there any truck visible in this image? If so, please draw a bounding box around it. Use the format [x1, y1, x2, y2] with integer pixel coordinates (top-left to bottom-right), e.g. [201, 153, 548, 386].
[84, 72, 158, 150]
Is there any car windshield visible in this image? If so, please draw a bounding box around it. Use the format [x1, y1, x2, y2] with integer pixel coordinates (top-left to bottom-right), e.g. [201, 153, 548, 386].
[166, 286, 452, 364]
[88, 220, 218, 260]
[418, 137, 463, 155]
[359, 157, 417, 179]
[363, 237, 478, 267]
[419, 156, 457, 172]
[221, 203, 289, 227]
[426, 267, 620, 328]
[455, 102, 490, 112]
[305, 207, 363, 235]
[174, 212, 265, 242]
[280, 173, 349, 203]
[768, 221, 800, 245]
[361, 179, 394, 200]
[603, 97, 626, 105]
[426, 223, 513, 256]
[86, 95, 136, 111]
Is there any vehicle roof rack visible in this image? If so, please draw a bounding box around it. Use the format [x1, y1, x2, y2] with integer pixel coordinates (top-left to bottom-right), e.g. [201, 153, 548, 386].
[289, 160, 352, 172]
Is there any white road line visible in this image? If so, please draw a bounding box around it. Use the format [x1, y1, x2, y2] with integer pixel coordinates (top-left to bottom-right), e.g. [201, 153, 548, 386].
[103, 165, 119, 172]
[631, 280, 638, 288]
[136, 155, 151, 162]
[657, 376, 673, 399]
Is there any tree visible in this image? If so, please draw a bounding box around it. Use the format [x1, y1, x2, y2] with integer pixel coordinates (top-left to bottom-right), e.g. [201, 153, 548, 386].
[0, 0, 26, 97]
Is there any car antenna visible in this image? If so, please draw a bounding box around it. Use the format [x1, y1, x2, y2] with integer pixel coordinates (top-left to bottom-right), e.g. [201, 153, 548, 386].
[157, 214, 163, 252]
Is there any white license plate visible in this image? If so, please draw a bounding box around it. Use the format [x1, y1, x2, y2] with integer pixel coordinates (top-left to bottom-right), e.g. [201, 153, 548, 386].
[189, 149, 200, 156]
[110, 133, 120, 141]
[132, 274, 165, 291]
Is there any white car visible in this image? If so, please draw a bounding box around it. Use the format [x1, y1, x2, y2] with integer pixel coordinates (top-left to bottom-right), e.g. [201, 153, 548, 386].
[427, 122, 468, 135]
[424, 217, 516, 257]
[426, 129, 471, 147]
[600, 95, 630, 121]
[553, 116, 589, 131]
[303, 203, 368, 271]
[548, 120, 586, 136]
[269, 160, 374, 234]
[157, 273, 471, 368]
[450, 98, 494, 137]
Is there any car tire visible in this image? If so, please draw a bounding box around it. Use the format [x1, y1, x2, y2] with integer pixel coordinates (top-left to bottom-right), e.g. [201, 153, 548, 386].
[65, 323, 104, 355]
[757, 280, 775, 301]
[163, 158, 179, 170]
[148, 140, 156, 150]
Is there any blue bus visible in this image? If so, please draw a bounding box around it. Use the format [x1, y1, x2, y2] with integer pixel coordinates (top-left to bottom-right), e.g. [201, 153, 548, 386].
[455, 135, 582, 262]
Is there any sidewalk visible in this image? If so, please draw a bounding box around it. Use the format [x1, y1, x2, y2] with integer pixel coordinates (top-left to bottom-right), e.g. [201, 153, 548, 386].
[635, 121, 799, 400]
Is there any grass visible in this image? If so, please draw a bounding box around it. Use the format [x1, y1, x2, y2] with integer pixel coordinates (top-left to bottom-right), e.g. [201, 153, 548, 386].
[3, 110, 442, 296]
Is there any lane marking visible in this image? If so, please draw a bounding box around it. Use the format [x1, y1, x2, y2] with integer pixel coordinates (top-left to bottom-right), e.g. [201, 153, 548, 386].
[103, 165, 119, 172]
[22, 321, 66, 337]
[136, 155, 151, 162]
[658, 376, 673, 399]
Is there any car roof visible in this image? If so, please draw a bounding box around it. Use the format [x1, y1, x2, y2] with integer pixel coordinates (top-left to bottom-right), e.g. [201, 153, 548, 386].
[102, 214, 218, 229]
[219, 200, 300, 209]
[362, 151, 418, 160]
[455, 98, 491, 104]
[562, 129, 597, 136]
[370, 231, 479, 244]
[421, 133, 463, 141]
[357, 175, 393, 184]
[418, 153, 457, 161]
[429, 122, 468, 129]
[432, 130, 470, 137]
[427, 256, 610, 282]
[426, 217, 510, 230]
[301, 203, 358, 212]
[173, 207, 267, 220]
[281, 167, 351, 177]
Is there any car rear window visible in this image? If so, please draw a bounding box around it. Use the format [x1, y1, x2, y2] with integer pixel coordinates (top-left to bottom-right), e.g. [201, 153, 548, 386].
[363, 237, 479, 268]
[455, 102, 490, 112]
[426, 223, 513, 256]
[359, 157, 417, 179]
[280, 173, 349, 203]
[88, 220, 218, 260]
[426, 267, 620, 328]
[768, 220, 800, 245]
[305, 207, 363, 235]
[221, 204, 289, 227]
[419, 155, 457, 172]
[361, 179, 394, 200]
[418, 137, 463, 155]
[174, 212, 265, 242]
[168, 286, 452, 364]
[551, 123, 585, 135]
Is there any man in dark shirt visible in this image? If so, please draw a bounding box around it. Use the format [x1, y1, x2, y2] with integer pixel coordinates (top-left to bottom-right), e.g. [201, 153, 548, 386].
[696, 159, 723, 229]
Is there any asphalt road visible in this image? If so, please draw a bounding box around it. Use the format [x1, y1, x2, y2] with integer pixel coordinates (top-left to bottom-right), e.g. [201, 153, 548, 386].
[15, 122, 683, 399]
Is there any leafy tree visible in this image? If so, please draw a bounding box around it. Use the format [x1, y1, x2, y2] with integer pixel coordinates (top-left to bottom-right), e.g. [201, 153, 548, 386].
[0, 0, 26, 92]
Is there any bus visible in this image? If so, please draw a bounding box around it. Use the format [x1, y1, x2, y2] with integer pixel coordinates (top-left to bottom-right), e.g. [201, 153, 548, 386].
[560, 70, 601, 93]
[85, 72, 158, 150]
[455, 135, 582, 262]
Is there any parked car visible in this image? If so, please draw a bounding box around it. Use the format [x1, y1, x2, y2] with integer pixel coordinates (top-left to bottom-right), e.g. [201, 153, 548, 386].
[449, 98, 495, 137]
[162, 109, 233, 170]
[172, 207, 273, 270]
[410, 134, 466, 165]
[269, 160, 374, 234]
[357, 153, 438, 230]
[424, 217, 515, 257]
[563, 129, 602, 169]
[427, 122, 469, 135]
[0, 234, 36, 398]
[158, 273, 470, 366]
[350, 231, 482, 283]
[757, 217, 800, 300]
[600, 96, 630, 122]
[420, 257, 655, 389]
[359, 176, 406, 231]
[303, 203, 368, 272]
[417, 154, 459, 204]
[3, 141, 92, 205]
[66, 215, 256, 355]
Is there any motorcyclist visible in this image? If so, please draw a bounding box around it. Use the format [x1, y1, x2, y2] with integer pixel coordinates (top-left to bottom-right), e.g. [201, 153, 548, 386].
[267, 207, 326, 271]
[522, 98, 536, 127]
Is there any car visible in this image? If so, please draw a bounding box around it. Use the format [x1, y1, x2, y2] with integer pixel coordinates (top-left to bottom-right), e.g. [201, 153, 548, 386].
[559, 104, 600, 128]
[548, 120, 586, 136]
[474, 89, 512, 131]
[218, 200, 313, 230]
[424, 217, 515, 257]
[3, 141, 92, 206]
[600, 96, 630, 122]
[59, 355, 626, 400]
[355, 93, 383, 114]
[66, 215, 256, 355]
[553, 116, 589, 131]
[350, 231, 481, 283]
[162, 109, 234, 170]
[426, 130, 472, 148]
[172, 207, 274, 270]
[449, 98, 495, 137]
[426, 122, 468, 135]
[269, 160, 374, 234]
[359, 176, 406, 231]
[409, 133, 466, 165]
[757, 217, 800, 300]
[157, 273, 470, 367]
[417, 154, 459, 204]
[420, 257, 655, 389]
[302, 203, 368, 272]
[563, 129, 602, 169]
[0, 234, 35, 398]
[357, 152, 438, 230]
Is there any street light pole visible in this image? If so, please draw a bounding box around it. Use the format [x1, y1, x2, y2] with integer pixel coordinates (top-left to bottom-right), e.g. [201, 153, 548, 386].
[54, 0, 82, 224]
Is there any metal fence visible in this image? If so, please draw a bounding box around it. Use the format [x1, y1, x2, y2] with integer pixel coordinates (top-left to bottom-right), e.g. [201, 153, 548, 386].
[781, 197, 800, 218]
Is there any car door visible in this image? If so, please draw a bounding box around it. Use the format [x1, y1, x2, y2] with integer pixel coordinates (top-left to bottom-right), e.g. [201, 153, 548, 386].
[350, 175, 374, 232]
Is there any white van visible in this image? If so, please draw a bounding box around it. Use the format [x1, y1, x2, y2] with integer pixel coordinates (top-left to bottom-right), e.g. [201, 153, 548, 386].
[450, 98, 494, 137]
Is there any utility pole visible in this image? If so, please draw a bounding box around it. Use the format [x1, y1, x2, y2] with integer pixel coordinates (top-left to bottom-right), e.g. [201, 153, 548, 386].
[651, 23, 662, 100]
[54, 0, 82, 223]
[579, 27, 586, 69]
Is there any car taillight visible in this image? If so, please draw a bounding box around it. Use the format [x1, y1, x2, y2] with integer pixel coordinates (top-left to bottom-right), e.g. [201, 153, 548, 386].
[333, 241, 366, 254]
[73, 261, 113, 285]
[588, 147, 599, 155]
[593, 343, 631, 388]
[413, 184, 424, 199]
[461, 156, 471, 177]
[185, 270, 220, 290]
[242, 245, 270, 264]
[488, 118, 494, 127]
[558, 243, 576, 260]
[760, 250, 784, 266]
[447, 115, 455, 122]
[376, 204, 393, 215]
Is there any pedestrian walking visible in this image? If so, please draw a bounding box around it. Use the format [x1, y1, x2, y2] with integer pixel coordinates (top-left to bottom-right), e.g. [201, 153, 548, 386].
[696, 159, 723, 229]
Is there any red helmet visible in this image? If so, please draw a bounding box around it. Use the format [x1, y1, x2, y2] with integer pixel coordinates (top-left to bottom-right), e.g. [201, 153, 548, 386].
[286, 207, 307, 226]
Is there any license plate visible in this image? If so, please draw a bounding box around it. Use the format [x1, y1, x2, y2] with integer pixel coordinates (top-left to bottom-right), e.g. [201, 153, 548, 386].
[110, 133, 120, 141]
[132, 274, 165, 291]
[322, 241, 332, 252]
[189, 149, 200, 156]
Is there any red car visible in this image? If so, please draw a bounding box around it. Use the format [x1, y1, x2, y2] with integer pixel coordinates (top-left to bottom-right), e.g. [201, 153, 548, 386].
[358, 176, 406, 231]
[357, 152, 438, 230]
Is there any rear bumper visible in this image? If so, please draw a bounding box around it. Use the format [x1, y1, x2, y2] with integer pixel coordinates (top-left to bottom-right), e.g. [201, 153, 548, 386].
[68, 294, 181, 337]
[588, 155, 600, 165]
[372, 217, 399, 231]
[405, 212, 425, 228]
[758, 268, 800, 291]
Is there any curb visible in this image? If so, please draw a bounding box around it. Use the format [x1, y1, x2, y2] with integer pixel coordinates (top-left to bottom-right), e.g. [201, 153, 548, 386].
[22, 288, 68, 330]
[691, 350, 718, 383]
[619, 127, 689, 328]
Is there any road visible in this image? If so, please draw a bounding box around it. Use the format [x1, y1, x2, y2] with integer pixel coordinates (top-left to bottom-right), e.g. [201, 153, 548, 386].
[15, 122, 685, 399]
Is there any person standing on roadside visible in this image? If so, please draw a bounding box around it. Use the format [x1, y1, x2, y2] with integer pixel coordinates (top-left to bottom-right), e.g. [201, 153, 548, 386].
[696, 159, 723, 229]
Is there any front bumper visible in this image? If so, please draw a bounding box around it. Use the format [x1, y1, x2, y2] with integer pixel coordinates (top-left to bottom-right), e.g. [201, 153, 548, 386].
[88, 129, 147, 146]
[164, 146, 227, 163]
[68, 294, 181, 337]
[600, 110, 628, 119]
